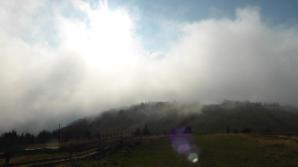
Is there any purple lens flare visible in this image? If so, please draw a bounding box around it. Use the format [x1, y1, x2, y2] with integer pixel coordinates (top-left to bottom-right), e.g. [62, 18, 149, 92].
[169, 127, 199, 163]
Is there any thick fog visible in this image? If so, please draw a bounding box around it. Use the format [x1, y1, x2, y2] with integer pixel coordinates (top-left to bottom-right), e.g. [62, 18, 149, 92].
[0, 1, 298, 132]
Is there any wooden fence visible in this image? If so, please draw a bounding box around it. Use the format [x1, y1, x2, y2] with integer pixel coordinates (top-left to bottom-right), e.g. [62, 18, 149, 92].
[0, 132, 143, 167]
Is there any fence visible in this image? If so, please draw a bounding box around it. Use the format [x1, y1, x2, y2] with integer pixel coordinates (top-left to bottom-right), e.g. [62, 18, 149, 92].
[0, 131, 143, 167]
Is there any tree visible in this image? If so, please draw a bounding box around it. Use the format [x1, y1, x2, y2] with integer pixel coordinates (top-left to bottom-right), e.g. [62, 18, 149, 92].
[142, 125, 150, 136]
[133, 128, 141, 136]
[37, 130, 52, 143]
[226, 126, 230, 134]
[184, 126, 192, 134]
[241, 128, 252, 133]
[0, 131, 20, 165]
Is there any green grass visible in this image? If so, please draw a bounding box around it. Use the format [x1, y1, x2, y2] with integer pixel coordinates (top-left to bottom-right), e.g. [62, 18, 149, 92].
[197, 134, 298, 167]
[2, 134, 297, 167]
[62, 137, 198, 167]
[60, 134, 298, 167]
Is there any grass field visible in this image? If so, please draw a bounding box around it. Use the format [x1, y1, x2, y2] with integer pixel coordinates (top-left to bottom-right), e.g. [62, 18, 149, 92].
[1, 134, 297, 167]
[57, 134, 298, 167]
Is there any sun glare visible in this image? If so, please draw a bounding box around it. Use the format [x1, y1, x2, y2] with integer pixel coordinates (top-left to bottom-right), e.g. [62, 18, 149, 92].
[60, 1, 140, 74]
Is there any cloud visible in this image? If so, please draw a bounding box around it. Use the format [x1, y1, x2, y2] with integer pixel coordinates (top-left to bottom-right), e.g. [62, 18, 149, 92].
[0, 1, 298, 133]
[160, 7, 298, 104]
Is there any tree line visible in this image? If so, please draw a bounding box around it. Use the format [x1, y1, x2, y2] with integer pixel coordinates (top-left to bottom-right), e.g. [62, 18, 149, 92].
[0, 130, 57, 148]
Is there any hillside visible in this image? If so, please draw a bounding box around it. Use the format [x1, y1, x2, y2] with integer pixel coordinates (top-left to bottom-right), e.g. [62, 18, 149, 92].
[61, 101, 298, 139]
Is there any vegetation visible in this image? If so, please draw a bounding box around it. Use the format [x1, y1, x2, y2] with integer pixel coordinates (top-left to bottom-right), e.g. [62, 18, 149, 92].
[1, 132, 298, 166]
[61, 101, 298, 137]
[1, 101, 298, 166]
[1, 101, 298, 146]
[59, 134, 298, 167]
[197, 134, 298, 167]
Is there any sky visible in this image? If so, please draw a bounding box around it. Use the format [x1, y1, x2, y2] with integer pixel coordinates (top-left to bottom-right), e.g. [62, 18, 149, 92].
[0, 0, 298, 133]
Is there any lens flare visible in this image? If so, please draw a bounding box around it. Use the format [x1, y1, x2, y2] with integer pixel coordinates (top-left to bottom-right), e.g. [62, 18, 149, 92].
[169, 127, 200, 163]
[188, 152, 199, 163]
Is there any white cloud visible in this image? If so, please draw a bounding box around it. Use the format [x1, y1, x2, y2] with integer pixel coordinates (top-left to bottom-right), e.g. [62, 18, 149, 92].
[160, 7, 298, 104]
[0, 1, 298, 132]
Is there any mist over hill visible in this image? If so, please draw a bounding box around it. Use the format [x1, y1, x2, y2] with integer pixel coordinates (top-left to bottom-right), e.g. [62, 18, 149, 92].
[60, 101, 298, 139]
[2, 2, 298, 133]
